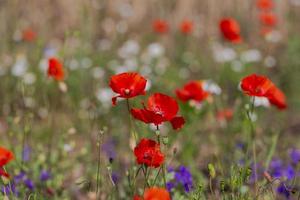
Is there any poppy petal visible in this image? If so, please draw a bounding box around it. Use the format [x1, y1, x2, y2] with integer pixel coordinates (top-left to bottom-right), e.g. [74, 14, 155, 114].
[131, 108, 164, 125]
[112, 95, 120, 106]
[147, 93, 178, 121]
[267, 86, 287, 110]
[170, 116, 185, 130]
[109, 72, 147, 99]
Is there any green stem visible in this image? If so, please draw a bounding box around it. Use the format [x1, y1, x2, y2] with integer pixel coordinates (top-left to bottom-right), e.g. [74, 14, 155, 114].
[265, 132, 280, 171]
[246, 97, 257, 195]
[152, 166, 162, 186]
[156, 126, 166, 188]
[126, 99, 138, 143]
[96, 132, 102, 199]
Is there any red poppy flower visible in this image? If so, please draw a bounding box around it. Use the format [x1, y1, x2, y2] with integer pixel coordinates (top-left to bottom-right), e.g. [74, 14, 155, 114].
[0, 147, 14, 178]
[144, 187, 171, 200]
[256, 0, 274, 10]
[0, 147, 14, 167]
[240, 74, 274, 97]
[241, 74, 287, 110]
[259, 12, 277, 26]
[217, 109, 234, 121]
[152, 19, 169, 34]
[134, 138, 164, 168]
[109, 72, 147, 106]
[180, 20, 194, 34]
[266, 86, 287, 110]
[48, 57, 64, 81]
[131, 93, 185, 130]
[22, 28, 37, 42]
[176, 81, 210, 103]
[219, 18, 242, 43]
[133, 195, 142, 200]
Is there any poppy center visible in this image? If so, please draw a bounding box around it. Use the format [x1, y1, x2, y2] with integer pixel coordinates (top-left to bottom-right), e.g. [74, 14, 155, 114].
[143, 153, 152, 161]
[124, 89, 131, 95]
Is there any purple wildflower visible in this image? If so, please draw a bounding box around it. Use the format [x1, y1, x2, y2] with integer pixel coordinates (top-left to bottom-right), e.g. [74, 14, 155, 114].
[285, 165, 295, 180]
[249, 163, 264, 183]
[167, 166, 175, 173]
[236, 142, 246, 151]
[175, 166, 193, 192]
[166, 182, 175, 192]
[24, 179, 35, 190]
[270, 159, 283, 179]
[1, 183, 17, 196]
[167, 165, 193, 193]
[14, 171, 26, 184]
[22, 145, 31, 162]
[111, 172, 119, 185]
[289, 149, 300, 164]
[269, 159, 296, 180]
[277, 183, 291, 199]
[101, 138, 116, 160]
[40, 170, 51, 182]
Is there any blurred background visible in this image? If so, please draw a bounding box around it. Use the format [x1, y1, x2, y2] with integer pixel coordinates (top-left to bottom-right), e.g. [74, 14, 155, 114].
[1, 0, 300, 199]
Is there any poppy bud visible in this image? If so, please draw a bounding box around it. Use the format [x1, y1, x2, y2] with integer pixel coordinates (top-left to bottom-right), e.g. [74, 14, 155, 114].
[162, 136, 169, 145]
[208, 163, 216, 178]
[155, 130, 160, 136]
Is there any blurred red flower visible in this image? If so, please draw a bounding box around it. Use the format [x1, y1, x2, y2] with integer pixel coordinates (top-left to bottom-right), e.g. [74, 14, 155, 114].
[180, 20, 194, 34]
[256, 0, 274, 10]
[109, 72, 147, 105]
[266, 86, 287, 110]
[133, 187, 170, 200]
[134, 138, 164, 168]
[48, 58, 64, 81]
[219, 18, 242, 43]
[217, 109, 234, 121]
[259, 12, 277, 26]
[144, 187, 171, 200]
[152, 19, 169, 34]
[22, 28, 37, 42]
[131, 93, 185, 130]
[133, 195, 142, 200]
[241, 74, 274, 97]
[176, 81, 210, 103]
[0, 146, 14, 177]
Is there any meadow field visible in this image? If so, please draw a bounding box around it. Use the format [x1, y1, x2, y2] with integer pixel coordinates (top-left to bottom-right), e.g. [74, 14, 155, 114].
[1, 0, 300, 199]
